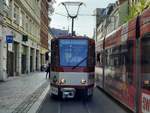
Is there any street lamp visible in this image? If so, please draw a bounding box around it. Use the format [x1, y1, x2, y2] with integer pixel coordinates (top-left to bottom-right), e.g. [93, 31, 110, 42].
[61, 2, 84, 36]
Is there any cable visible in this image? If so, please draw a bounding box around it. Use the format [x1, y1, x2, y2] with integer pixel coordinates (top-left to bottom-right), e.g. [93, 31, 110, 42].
[55, 12, 68, 17]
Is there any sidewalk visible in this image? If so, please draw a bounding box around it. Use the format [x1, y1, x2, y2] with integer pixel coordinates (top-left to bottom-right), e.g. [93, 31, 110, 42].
[0, 72, 50, 113]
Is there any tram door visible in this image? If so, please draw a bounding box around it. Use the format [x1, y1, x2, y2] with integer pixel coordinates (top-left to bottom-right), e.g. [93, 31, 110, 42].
[140, 36, 150, 113]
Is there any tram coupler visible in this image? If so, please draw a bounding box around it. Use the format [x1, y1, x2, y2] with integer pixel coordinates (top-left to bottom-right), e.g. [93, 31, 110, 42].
[61, 88, 76, 99]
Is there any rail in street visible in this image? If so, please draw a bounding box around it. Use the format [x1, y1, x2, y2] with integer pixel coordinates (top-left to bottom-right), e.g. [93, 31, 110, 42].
[38, 88, 132, 113]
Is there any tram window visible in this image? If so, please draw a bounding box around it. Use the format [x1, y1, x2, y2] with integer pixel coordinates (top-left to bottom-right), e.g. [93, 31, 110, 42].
[51, 40, 59, 66]
[126, 40, 133, 84]
[105, 49, 108, 66]
[111, 46, 121, 67]
[114, 56, 119, 67]
[96, 53, 100, 66]
[100, 54, 103, 66]
[141, 35, 150, 89]
[96, 53, 100, 62]
[59, 39, 88, 67]
[110, 56, 114, 66]
[89, 44, 95, 66]
[126, 41, 133, 65]
[96, 52, 104, 67]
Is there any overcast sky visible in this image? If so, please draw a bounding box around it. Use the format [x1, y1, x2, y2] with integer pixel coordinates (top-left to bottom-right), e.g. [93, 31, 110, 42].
[50, 0, 117, 37]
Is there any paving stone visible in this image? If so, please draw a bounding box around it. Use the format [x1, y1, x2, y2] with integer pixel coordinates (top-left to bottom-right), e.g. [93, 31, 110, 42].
[0, 72, 49, 113]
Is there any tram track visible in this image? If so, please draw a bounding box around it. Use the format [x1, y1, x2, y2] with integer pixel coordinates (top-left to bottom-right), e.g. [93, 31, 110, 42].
[57, 98, 93, 113]
[82, 100, 92, 113]
[57, 100, 62, 113]
[38, 88, 131, 113]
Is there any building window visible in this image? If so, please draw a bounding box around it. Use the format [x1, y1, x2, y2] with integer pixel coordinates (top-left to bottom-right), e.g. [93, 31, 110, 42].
[21, 11, 25, 29]
[25, 16, 29, 32]
[29, 19, 32, 34]
[20, 11, 23, 27]
[8, 0, 12, 18]
[13, 4, 19, 24]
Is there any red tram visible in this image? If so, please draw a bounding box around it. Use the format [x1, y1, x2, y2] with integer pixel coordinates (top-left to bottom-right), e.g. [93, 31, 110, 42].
[50, 36, 95, 99]
[96, 9, 150, 113]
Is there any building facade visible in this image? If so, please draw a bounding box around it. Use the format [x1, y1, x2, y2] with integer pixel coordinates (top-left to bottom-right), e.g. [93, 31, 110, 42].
[0, 0, 54, 81]
[50, 28, 69, 38]
[95, 0, 129, 42]
[40, 0, 51, 66]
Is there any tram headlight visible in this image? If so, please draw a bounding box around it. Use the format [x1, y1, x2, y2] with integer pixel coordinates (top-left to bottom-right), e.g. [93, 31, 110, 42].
[144, 80, 150, 85]
[81, 79, 86, 84]
[59, 78, 66, 84]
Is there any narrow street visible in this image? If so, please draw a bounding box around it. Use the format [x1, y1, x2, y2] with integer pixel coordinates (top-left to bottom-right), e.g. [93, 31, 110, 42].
[0, 0, 149, 113]
[38, 88, 132, 113]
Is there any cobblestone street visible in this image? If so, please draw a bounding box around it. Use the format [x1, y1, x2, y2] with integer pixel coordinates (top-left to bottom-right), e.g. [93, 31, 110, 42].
[0, 72, 49, 113]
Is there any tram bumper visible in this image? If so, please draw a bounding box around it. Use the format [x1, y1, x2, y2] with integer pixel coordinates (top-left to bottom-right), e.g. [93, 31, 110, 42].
[61, 88, 76, 98]
[50, 84, 94, 98]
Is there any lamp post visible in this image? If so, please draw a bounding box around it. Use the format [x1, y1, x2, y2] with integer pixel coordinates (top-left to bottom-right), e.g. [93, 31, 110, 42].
[61, 2, 84, 36]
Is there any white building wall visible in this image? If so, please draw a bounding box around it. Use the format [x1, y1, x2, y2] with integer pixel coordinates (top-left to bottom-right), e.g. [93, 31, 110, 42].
[0, 25, 7, 81]
[0, 25, 41, 81]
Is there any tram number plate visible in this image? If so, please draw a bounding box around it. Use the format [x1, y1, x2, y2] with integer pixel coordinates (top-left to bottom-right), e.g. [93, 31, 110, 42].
[51, 86, 58, 95]
[142, 93, 150, 113]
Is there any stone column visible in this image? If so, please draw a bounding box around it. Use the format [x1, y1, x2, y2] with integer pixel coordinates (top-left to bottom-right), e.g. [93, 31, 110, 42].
[33, 48, 36, 72]
[26, 46, 30, 73]
[16, 43, 22, 76]
[37, 50, 41, 71]
[0, 26, 7, 81]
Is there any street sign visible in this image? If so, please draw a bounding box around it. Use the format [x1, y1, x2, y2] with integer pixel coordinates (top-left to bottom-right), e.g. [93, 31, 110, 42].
[8, 43, 13, 52]
[6, 35, 13, 43]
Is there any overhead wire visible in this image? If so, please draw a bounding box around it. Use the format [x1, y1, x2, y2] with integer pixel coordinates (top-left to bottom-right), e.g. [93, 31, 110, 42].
[54, 12, 96, 17]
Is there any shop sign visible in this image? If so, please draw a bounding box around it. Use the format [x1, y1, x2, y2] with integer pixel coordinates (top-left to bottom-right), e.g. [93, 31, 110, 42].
[6, 35, 13, 43]
[8, 43, 13, 52]
[142, 93, 150, 113]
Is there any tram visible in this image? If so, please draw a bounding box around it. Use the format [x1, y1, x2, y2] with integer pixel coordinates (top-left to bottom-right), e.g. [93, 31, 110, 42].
[96, 8, 150, 113]
[50, 36, 95, 99]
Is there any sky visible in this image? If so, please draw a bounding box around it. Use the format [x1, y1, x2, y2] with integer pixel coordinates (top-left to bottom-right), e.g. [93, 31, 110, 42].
[50, 0, 117, 37]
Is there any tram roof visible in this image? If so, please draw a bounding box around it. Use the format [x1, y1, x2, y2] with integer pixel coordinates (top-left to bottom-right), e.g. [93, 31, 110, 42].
[53, 35, 94, 40]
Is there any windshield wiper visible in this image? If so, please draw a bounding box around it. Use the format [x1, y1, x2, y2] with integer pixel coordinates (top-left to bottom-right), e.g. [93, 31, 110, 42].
[72, 56, 88, 69]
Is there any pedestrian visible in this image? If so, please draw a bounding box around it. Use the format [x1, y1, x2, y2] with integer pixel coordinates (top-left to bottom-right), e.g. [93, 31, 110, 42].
[46, 63, 51, 79]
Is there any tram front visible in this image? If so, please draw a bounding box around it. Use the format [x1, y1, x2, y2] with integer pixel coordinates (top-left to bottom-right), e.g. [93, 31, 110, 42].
[50, 36, 95, 99]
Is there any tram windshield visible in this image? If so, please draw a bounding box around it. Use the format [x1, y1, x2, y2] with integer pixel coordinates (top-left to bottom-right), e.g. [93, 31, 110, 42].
[59, 39, 88, 67]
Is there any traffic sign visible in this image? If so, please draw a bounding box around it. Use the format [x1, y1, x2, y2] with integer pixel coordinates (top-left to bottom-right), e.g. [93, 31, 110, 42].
[6, 35, 13, 43]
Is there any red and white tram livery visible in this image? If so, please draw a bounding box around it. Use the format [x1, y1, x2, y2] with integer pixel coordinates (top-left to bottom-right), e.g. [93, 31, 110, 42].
[96, 8, 150, 113]
[50, 36, 95, 99]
